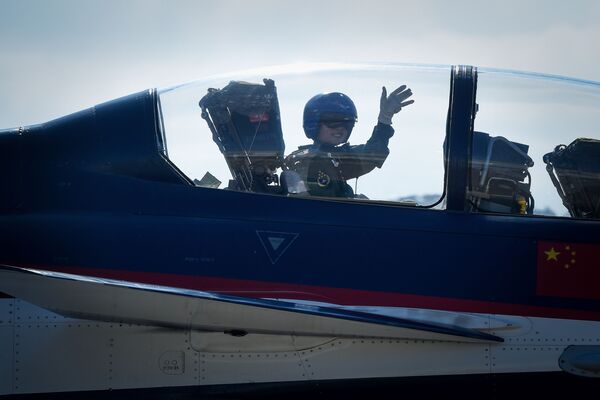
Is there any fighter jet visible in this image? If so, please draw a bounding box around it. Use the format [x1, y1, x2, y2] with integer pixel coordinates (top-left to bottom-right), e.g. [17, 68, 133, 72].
[1, 63, 599, 398]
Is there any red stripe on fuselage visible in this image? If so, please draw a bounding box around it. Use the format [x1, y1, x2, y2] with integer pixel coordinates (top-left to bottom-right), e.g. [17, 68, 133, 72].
[8, 263, 600, 322]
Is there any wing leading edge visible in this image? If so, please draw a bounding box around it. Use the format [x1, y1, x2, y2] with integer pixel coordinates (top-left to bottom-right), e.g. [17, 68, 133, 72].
[0, 265, 502, 343]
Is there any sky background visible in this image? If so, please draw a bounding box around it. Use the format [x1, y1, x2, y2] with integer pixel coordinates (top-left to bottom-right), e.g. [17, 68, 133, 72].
[1, 0, 599, 128]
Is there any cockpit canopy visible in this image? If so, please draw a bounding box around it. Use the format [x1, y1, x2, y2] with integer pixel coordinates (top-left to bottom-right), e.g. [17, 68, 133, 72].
[157, 63, 600, 219]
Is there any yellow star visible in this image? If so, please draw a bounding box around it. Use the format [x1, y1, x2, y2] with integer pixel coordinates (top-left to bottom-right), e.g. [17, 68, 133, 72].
[545, 247, 560, 261]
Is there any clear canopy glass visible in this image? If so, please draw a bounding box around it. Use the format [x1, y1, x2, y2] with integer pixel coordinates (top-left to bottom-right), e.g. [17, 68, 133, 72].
[158, 63, 451, 206]
[473, 69, 600, 219]
[157, 63, 600, 220]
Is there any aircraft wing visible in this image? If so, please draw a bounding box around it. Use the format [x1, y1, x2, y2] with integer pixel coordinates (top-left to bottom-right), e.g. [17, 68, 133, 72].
[0, 265, 503, 343]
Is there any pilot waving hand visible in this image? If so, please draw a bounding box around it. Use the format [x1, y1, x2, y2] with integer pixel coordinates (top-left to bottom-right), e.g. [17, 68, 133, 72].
[285, 85, 414, 198]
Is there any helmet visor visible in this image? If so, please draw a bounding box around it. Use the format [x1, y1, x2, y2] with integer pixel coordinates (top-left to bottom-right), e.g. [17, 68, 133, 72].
[319, 112, 356, 123]
[321, 120, 355, 131]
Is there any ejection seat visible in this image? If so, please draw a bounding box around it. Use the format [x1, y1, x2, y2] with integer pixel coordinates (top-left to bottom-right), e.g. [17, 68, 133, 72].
[544, 138, 600, 219]
[199, 79, 287, 194]
[467, 131, 535, 215]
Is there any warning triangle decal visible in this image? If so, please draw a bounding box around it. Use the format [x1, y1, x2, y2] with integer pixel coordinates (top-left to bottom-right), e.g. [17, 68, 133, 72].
[256, 231, 299, 264]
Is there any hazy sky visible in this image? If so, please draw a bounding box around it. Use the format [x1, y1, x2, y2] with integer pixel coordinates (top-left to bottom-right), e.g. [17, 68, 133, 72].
[1, 0, 599, 127]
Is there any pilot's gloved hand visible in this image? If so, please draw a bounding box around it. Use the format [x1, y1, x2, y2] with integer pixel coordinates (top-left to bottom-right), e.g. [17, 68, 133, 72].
[378, 85, 414, 125]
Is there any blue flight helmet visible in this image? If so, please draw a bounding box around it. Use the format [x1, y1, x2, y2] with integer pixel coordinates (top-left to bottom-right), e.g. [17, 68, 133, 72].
[303, 92, 358, 140]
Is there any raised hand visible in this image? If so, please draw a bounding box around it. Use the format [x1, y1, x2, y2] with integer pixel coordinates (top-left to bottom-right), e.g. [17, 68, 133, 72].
[378, 85, 414, 125]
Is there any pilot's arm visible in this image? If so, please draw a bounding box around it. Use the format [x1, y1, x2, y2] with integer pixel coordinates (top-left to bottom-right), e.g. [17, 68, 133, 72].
[338, 85, 414, 179]
[335, 123, 394, 179]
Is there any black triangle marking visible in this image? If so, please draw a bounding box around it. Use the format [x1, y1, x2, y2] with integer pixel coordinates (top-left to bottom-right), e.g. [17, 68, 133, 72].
[256, 231, 299, 264]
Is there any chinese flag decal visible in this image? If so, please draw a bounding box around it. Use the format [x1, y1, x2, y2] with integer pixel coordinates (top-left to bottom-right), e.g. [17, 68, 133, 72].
[536, 241, 600, 300]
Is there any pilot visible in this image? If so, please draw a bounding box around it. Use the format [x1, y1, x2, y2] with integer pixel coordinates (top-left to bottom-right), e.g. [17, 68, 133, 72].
[285, 86, 414, 198]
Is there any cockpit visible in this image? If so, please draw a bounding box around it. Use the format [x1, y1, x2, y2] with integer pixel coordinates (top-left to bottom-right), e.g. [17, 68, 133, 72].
[157, 63, 600, 219]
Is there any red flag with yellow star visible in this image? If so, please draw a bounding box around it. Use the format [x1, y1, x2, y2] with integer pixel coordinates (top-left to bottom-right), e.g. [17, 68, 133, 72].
[536, 241, 600, 300]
